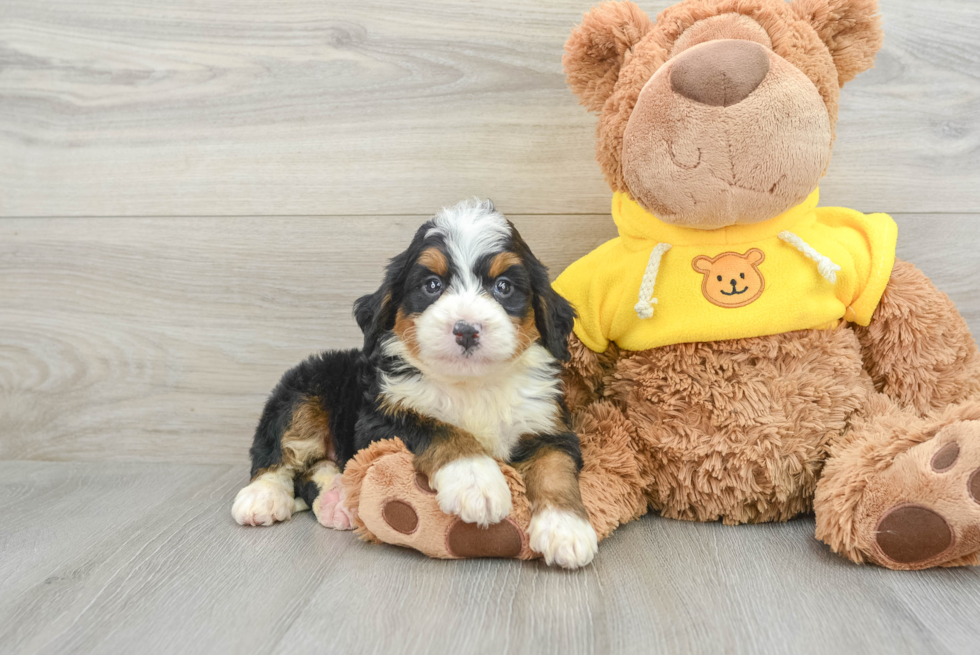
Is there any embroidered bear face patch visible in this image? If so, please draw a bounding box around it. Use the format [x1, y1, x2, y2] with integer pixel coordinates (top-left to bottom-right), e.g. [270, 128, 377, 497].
[692, 249, 766, 308]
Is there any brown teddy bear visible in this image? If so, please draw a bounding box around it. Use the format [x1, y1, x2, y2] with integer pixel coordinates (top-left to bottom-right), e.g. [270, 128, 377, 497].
[342, 0, 980, 570]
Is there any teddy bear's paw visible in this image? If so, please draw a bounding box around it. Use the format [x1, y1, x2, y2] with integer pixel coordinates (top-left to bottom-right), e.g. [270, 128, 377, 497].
[232, 474, 294, 527]
[431, 456, 513, 528]
[354, 447, 534, 560]
[529, 508, 599, 569]
[310, 463, 354, 531]
[860, 421, 980, 570]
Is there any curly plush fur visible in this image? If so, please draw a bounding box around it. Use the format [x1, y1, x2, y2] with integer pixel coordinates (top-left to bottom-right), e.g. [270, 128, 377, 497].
[338, 0, 980, 570]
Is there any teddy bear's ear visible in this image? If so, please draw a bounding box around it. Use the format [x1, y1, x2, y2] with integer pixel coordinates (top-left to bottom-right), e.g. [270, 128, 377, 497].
[691, 256, 713, 274]
[794, 0, 884, 86]
[563, 1, 653, 113]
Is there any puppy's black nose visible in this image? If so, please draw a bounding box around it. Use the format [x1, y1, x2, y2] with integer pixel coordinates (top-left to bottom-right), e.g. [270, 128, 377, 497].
[453, 321, 480, 350]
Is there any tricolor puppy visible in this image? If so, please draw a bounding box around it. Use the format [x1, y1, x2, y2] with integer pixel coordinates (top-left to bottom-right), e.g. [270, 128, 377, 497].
[232, 199, 598, 568]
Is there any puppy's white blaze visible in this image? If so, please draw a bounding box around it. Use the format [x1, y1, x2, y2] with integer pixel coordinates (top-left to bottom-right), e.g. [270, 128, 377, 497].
[381, 342, 562, 459]
[232, 469, 295, 526]
[428, 198, 509, 293]
[529, 508, 599, 569]
[431, 456, 512, 528]
[415, 288, 517, 376]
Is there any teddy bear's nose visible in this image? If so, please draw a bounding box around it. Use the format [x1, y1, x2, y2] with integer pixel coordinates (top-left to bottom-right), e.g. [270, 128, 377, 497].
[670, 39, 771, 107]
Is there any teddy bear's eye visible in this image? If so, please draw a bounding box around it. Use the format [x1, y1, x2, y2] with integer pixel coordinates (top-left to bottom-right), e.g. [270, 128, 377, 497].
[740, 273, 745, 279]
[717, 275, 723, 282]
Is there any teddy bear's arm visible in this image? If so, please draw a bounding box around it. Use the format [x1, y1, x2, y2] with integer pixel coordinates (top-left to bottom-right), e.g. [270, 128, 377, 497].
[853, 260, 980, 416]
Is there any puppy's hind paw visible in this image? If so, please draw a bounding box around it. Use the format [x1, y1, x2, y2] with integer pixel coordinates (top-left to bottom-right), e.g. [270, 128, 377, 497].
[529, 508, 598, 569]
[432, 456, 512, 528]
[312, 467, 355, 531]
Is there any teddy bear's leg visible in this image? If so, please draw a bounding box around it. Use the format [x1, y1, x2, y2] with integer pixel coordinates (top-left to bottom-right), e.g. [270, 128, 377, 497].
[853, 260, 980, 416]
[815, 395, 980, 569]
[574, 400, 649, 540]
[341, 439, 536, 561]
[561, 336, 649, 538]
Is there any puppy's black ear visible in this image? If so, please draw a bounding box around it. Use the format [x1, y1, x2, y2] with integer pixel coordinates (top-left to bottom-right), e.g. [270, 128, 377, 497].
[532, 276, 576, 361]
[353, 248, 410, 356]
[353, 286, 391, 355]
[511, 226, 576, 361]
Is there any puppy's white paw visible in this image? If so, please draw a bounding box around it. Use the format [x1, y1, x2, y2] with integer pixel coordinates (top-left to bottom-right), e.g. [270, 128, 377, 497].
[232, 475, 294, 526]
[431, 456, 512, 528]
[529, 508, 598, 569]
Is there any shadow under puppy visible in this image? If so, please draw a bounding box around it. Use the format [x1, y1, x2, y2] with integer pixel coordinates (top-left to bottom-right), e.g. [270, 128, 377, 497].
[232, 199, 598, 568]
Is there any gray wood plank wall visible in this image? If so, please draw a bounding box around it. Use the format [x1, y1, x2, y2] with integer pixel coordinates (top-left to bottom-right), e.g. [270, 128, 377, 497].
[1, 1, 979, 461]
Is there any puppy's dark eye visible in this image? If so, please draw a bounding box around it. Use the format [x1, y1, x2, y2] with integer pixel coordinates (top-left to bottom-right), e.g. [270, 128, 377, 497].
[423, 277, 443, 295]
[493, 278, 513, 298]
[717, 275, 723, 282]
[740, 273, 745, 279]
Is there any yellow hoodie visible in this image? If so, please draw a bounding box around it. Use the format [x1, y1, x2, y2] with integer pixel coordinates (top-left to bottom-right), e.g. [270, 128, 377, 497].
[552, 190, 898, 353]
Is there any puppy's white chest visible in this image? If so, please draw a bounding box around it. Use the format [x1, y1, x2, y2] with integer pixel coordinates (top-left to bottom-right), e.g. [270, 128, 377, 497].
[434, 381, 557, 459]
[382, 348, 562, 460]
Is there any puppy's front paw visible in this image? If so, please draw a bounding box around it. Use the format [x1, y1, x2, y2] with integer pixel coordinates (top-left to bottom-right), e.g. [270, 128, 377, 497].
[431, 456, 512, 528]
[529, 508, 598, 569]
[232, 476, 294, 526]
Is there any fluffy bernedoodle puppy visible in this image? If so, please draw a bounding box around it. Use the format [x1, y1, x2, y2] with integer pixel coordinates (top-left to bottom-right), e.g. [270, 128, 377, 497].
[232, 199, 599, 568]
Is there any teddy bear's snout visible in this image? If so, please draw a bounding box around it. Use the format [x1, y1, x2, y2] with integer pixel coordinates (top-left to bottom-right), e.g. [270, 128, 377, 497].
[670, 39, 771, 108]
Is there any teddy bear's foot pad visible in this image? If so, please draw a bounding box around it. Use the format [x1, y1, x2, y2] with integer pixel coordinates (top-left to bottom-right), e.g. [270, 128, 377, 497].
[444, 518, 524, 558]
[376, 484, 524, 556]
[875, 505, 954, 565]
[354, 448, 534, 560]
[861, 421, 980, 569]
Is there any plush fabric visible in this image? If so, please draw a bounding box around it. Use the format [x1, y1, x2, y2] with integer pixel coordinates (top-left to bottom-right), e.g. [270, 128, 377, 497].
[340, 0, 980, 570]
[553, 189, 898, 352]
[343, 438, 536, 559]
[619, 40, 834, 226]
[574, 0, 849, 203]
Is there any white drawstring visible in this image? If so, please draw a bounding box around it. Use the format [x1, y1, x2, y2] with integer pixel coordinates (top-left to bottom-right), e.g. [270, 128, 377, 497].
[778, 231, 841, 284]
[634, 243, 672, 319]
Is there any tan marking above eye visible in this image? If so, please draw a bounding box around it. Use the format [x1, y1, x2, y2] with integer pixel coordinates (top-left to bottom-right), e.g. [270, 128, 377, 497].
[489, 252, 523, 278]
[418, 247, 448, 276]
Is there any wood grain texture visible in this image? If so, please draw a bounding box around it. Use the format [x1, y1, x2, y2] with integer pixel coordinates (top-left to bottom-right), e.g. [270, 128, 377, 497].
[0, 213, 977, 464]
[1, 0, 978, 217]
[1, 460, 978, 655]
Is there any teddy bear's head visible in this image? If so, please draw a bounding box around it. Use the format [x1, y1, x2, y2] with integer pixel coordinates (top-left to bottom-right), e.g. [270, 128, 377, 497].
[564, 0, 883, 229]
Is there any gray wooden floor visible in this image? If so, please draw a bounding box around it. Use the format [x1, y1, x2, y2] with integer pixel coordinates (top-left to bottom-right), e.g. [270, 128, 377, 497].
[3, 461, 980, 655]
[2, 0, 980, 653]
